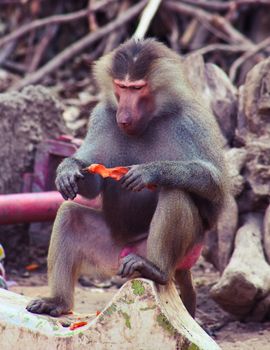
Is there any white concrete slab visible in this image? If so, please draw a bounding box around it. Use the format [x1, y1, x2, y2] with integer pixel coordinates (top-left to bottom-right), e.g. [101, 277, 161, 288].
[0, 278, 221, 350]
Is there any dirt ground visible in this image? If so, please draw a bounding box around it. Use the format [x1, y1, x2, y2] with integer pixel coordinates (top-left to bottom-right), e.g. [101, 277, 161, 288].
[6, 257, 270, 350]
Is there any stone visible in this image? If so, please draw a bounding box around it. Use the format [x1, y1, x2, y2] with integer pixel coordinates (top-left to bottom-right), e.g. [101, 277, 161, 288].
[211, 214, 270, 320]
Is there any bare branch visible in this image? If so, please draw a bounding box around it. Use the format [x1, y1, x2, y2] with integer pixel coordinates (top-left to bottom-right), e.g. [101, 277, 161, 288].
[181, 0, 270, 11]
[27, 24, 58, 73]
[0, 0, 116, 49]
[88, 0, 99, 32]
[2, 60, 27, 75]
[103, 0, 130, 54]
[187, 43, 250, 56]
[0, 41, 16, 65]
[165, 1, 255, 47]
[229, 36, 270, 82]
[133, 0, 163, 39]
[0, 0, 42, 3]
[9, 0, 148, 90]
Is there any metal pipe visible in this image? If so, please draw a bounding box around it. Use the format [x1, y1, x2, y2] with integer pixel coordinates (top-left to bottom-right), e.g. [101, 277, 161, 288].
[0, 191, 100, 225]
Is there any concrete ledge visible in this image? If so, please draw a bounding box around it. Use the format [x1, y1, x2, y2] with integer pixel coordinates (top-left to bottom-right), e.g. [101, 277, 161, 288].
[0, 278, 220, 350]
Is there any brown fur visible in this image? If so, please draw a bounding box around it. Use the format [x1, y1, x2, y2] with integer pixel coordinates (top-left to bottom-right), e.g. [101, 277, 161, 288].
[26, 38, 228, 318]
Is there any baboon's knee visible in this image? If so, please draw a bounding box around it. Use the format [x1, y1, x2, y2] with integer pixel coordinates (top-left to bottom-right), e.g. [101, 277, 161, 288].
[52, 201, 80, 236]
[56, 201, 79, 217]
[159, 188, 197, 216]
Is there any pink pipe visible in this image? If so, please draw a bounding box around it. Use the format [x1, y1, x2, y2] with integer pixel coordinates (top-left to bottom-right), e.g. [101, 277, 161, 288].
[0, 192, 100, 225]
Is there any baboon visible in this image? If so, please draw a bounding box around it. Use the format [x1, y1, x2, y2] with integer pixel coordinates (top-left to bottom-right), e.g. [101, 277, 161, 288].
[27, 38, 227, 317]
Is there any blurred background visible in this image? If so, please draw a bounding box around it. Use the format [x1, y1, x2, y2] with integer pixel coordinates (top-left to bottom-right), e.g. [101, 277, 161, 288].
[0, 0, 269, 125]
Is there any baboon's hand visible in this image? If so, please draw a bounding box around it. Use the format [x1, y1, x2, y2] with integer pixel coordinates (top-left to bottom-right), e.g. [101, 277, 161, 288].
[56, 165, 84, 200]
[121, 164, 157, 192]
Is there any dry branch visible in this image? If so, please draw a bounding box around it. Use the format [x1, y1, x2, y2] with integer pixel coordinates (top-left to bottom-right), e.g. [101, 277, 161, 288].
[133, 0, 163, 39]
[2, 60, 26, 75]
[0, 0, 116, 49]
[211, 214, 270, 321]
[10, 0, 148, 90]
[87, 0, 99, 32]
[103, 0, 130, 54]
[263, 205, 270, 264]
[27, 24, 58, 73]
[229, 36, 270, 82]
[181, 0, 270, 11]
[0, 0, 32, 3]
[165, 1, 255, 47]
[189, 43, 249, 56]
[0, 41, 16, 65]
[180, 19, 199, 48]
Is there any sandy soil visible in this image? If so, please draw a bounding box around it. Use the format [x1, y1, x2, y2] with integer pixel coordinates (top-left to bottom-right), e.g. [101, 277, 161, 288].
[6, 258, 270, 350]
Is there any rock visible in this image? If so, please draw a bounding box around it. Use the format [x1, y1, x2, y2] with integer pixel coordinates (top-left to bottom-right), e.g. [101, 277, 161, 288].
[224, 147, 247, 197]
[205, 63, 237, 144]
[0, 85, 65, 195]
[63, 106, 80, 122]
[245, 140, 270, 198]
[263, 205, 270, 264]
[66, 118, 87, 131]
[184, 54, 237, 144]
[236, 57, 270, 144]
[210, 214, 270, 320]
[217, 195, 238, 273]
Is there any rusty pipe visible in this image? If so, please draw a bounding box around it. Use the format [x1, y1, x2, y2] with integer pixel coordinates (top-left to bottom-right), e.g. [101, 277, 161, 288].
[0, 191, 100, 225]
